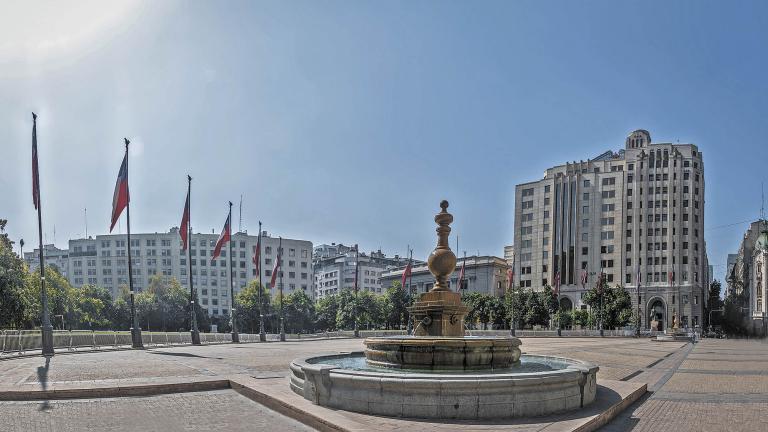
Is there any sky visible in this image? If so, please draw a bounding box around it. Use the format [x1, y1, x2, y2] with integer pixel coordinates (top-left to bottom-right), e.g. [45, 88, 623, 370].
[1, 0, 767, 283]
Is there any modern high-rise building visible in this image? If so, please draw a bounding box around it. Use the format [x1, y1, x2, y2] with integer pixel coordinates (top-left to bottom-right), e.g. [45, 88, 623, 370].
[27, 228, 312, 317]
[513, 129, 708, 329]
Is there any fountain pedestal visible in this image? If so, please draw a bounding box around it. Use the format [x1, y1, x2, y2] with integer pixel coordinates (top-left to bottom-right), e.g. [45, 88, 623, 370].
[409, 290, 467, 337]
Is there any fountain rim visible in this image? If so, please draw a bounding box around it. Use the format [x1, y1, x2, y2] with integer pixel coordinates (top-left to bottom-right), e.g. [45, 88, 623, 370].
[293, 351, 598, 380]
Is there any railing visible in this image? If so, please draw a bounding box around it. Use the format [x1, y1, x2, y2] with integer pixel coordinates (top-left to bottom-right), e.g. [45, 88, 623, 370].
[1, 327, 656, 358]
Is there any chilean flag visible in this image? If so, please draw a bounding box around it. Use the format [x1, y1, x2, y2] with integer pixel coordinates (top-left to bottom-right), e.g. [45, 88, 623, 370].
[554, 270, 561, 296]
[401, 261, 412, 289]
[211, 213, 231, 263]
[270, 253, 281, 288]
[180, 188, 190, 250]
[110, 152, 129, 233]
[507, 268, 514, 291]
[581, 269, 588, 288]
[32, 113, 41, 210]
[457, 259, 466, 291]
[252, 237, 261, 277]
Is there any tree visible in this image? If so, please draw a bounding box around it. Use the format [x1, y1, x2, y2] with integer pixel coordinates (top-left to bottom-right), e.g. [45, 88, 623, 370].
[463, 292, 493, 329]
[21, 265, 74, 329]
[722, 289, 749, 336]
[705, 280, 724, 329]
[336, 289, 382, 330]
[283, 290, 315, 333]
[505, 287, 529, 330]
[70, 285, 114, 330]
[235, 280, 272, 333]
[524, 289, 549, 327]
[572, 309, 591, 328]
[382, 283, 409, 329]
[315, 294, 339, 331]
[582, 282, 632, 330]
[542, 285, 559, 317]
[0, 224, 26, 328]
[489, 296, 507, 329]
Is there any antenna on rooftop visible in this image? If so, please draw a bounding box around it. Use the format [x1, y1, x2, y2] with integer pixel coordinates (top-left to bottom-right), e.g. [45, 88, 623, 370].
[762, 182, 765, 223]
[239, 194, 243, 233]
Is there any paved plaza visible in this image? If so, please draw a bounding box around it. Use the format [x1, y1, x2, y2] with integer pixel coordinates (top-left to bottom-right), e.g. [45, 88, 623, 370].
[0, 337, 765, 431]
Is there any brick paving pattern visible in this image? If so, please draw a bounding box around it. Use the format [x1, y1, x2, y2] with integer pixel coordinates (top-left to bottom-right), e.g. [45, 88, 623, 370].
[1, 337, 766, 431]
[0, 390, 313, 432]
[601, 338, 768, 431]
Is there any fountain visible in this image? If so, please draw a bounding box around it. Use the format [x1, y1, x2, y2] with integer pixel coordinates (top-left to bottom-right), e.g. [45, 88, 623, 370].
[290, 201, 599, 419]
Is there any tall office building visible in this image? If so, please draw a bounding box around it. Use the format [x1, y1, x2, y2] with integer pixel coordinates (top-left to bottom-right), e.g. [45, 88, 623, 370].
[513, 129, 708, 329]
[27, 228, 312, 317]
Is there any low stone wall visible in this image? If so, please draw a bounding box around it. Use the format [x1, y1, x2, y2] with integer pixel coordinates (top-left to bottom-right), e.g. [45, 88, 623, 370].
[290, 352, 598, 420]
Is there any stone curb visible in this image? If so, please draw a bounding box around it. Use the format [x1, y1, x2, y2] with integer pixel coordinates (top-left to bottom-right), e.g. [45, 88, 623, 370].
[572, 383, 647, 432]
[230, 378, 348, 432]
[0, 379, 231, 401]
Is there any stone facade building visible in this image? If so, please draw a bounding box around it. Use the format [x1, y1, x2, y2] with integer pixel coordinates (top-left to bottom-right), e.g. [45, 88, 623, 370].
[381, 255, 511, 297]
[513, 129, 708, 329]
[727, 220, 768, 336]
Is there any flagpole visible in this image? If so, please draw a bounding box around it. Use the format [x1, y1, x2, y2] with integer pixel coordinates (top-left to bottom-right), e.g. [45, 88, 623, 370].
[187, 175, 201, 345]
[279, 236, 285, 341]
[258, 221, 266, 342]
[510, 256, 516, 337]
[32, 113, 54, 357]
[353, 244, 359, 338]
[125, 138, 143, 349]
[405, 246, 413, 334]
[229, 201, 239, 343]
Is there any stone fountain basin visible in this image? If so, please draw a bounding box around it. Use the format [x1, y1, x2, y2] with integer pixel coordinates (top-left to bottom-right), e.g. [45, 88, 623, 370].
[364, 335, 522, 370]
[290, 352, 599, 419]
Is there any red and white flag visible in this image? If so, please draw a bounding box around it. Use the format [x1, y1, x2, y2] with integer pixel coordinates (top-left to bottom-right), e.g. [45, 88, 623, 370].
[211, 213, 231, 263]
[252, 237, 261, 276]
[31, 113, 41, 210]
[401, 261, 412, 289]
[507, 268, 514, 291]
[270, 253, 281, 288]
[180, 188, 190, 250]
[581, 269, 588, 288]
[457, 259, 466, 291]
[668, 271, 674, 286]
[554, 270, 561, 296]
[110, 151, 129, 232]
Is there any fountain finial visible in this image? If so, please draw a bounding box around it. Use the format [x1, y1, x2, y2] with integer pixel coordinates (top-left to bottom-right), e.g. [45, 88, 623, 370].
[428, 200, 457, 291]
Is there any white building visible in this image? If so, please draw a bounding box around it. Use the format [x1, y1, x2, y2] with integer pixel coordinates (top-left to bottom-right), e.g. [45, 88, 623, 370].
[33, 228, 311, 317]
[24, 244, 70, 278]
[513, 129, 708, 329]
[313, 245, 411, 299]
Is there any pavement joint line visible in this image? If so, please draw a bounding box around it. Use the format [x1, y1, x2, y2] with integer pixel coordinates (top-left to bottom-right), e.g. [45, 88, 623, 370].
[647, 342, 696, 394]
